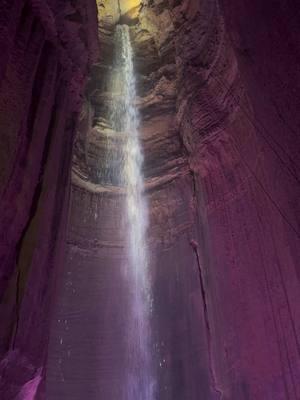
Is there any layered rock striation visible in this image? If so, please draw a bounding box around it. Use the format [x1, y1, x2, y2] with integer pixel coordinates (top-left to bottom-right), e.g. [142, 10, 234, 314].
[59, 0, 300, 399]
[0, 0, 299, 399]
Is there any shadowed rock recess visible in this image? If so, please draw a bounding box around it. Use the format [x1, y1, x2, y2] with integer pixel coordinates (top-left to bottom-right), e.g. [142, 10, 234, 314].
[0, 0, 299, 399]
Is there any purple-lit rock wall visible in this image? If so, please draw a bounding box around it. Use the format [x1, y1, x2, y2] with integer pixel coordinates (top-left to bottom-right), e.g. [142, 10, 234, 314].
[46, 1, 300, 399]
[0, 0, 299, 399]
[0, 1, 98, 398]
[195, 1, 300, 397]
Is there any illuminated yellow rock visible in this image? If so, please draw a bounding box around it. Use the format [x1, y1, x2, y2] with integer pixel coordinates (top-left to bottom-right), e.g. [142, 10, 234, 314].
[97, 0, 142, 25]
[120, 0, 141, 16]
[97, 0, 120, 25]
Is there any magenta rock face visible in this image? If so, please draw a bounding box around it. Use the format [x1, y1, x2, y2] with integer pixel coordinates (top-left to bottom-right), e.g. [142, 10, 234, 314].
[16, 370, 42, 400]
[0, 0, 98, 398]
[0, 0, 300, 399]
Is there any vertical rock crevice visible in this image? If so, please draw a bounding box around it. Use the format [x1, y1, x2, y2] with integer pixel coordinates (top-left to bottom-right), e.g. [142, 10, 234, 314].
[189, 238, 223, 400]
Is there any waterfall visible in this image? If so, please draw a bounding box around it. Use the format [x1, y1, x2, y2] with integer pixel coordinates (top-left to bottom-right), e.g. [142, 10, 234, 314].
[111, 25, 154, 399]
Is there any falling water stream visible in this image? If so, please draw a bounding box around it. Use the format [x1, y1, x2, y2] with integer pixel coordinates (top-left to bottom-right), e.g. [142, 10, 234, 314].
[111, 25, 154, 399]
[46, 24, 155, 400]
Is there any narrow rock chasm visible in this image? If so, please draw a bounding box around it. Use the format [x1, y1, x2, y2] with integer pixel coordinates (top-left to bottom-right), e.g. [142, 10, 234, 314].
[0, 1, 299, 399]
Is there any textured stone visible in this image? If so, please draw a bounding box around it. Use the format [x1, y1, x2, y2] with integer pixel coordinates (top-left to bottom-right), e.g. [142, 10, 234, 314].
[0, 0, 98, 398]
[1, 0, 300, 399]
[59, 0, 300, 399]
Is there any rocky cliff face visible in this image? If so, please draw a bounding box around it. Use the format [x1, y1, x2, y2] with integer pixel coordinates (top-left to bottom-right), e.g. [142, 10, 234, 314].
[0, 1, 98, 398]
[0, 0, 299, 399]
[46, 0, 300, 399]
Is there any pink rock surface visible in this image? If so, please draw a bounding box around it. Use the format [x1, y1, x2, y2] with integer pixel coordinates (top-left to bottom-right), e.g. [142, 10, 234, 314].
[0, 0, 299, 399]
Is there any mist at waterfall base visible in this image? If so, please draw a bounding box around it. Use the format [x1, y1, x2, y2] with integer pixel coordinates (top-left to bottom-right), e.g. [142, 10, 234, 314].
[106, 25, 155, 399]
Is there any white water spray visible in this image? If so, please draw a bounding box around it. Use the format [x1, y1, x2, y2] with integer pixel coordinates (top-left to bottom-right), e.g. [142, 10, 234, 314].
[111, 25, 154, 399]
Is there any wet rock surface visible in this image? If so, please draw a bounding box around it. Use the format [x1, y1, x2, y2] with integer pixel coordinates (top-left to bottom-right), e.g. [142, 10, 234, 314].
[0, 0, 299, 399]
[65, 0, 300, 399]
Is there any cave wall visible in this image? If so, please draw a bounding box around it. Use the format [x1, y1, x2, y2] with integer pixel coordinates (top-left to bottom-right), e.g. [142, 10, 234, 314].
[194, 1, 300, 398]
[0, 1, 98, 398]
[169, 0, 300, 398]
[0, 0, 299, 399]
[49, 0, 300, 399]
